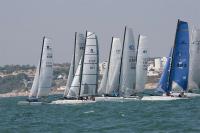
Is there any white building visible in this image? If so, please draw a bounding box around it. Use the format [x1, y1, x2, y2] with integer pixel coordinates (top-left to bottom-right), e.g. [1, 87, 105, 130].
[147, 57, 167, 76]
[154, 58, 162, 72]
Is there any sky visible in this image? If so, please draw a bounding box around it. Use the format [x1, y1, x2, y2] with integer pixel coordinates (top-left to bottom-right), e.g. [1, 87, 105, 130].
[0, 0, 199, 65]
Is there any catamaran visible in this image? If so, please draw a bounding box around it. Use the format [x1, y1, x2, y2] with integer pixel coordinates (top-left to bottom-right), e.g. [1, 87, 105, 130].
[18, 37, 53, 105]
[51, 31, 99, 104]
[96, 27, 149, 102]
[142, 20, 200, 101]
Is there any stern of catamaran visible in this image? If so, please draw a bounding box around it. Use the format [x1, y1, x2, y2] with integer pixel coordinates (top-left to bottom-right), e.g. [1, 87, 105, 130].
[27, 97, 38, 102]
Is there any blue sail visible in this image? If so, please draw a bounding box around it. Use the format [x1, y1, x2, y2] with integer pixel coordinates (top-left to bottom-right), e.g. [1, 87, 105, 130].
[157, 49, 173, 93]
[169, 20, 189, 92]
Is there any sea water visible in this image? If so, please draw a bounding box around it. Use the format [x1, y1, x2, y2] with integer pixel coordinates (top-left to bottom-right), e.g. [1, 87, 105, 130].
[0, 95, 200, 133]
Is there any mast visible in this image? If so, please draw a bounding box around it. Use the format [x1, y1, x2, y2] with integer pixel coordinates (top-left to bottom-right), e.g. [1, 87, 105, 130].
[38, 36, 45, 77]
[133, 34, 141, 92]
[73, 32, 77, 76]
[135, 35, 140, 64]
[78, 31, 87, 97]
[37, 36, 45, 97]
[105, 37, 114, 93]
[95, 35, 99, 95]
[117, 26, 126, 95]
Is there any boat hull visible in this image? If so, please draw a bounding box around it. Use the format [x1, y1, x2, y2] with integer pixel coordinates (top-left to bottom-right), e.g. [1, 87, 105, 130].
[171, 92, 200, 98]
[50, 100, 96, 105]
[17, 101, 43, 105]
[141, 96, 188, 101]
[95, 96, 140, 102]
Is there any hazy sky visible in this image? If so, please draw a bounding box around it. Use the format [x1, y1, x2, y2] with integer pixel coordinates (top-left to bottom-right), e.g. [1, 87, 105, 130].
[0, 0, 199, 65]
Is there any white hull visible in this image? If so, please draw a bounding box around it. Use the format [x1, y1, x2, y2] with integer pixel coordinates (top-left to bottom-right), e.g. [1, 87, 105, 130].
[17, 101, 43, 105]
[51, 100, 96, 105]
[172, 92, 200, 98]
[141, 96, 187, 101]
[95, 96, 140, 102]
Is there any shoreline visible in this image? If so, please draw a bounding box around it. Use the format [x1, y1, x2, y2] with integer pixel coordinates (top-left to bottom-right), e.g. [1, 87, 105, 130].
[0, 83, 157, 98]
[0, 90, 64, 98]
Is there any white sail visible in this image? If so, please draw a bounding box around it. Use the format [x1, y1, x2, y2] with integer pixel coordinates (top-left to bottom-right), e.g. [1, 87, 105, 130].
[37, 37, 53, 98]
[80, 32, 99, 97]
[135, 35, 148, 92]
[108, 60, 121, 95]
[74, 33, 85, 71]
[64, 33, 85, 96]
[67, 57, 82, 98]
[98, 62, 108, 95]
[29, 63, 40, 98]
[106, 38, 122, 94]
[64, 56, 74, 96]
[188, 28, 200, 90]
[119, 27, 137, 97]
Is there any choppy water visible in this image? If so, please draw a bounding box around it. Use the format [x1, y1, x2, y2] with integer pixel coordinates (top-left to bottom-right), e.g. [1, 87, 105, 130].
[0, 95, 200, 133]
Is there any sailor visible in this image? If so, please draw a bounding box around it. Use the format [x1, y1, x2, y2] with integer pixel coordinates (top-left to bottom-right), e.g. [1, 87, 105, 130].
[166, 92, 174, 97]
[178, 92, 185, 97]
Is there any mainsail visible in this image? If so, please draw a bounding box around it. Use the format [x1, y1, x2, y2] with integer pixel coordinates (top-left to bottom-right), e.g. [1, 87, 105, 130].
[98, 37, 122, 95]
[119, 27, 137, 97]
[106, 38, 122, 95]
[80, 32, 99, 97]
[135, 35, 148, 92]
[169, 20, 189, 92]
[37, 37, 53, 98]
[64, 32, 85, 97]
[188, 28, 200, 90]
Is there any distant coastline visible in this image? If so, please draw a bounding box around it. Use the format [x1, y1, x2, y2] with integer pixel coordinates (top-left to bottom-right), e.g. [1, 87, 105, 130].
[0, 83, 157, 98]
